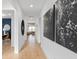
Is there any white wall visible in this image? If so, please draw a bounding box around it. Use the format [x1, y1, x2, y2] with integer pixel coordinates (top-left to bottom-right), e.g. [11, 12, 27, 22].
[41, 37, 77, 59]
[11, 0, 27, 53]
[40, 0, 77, 59]
[2, 0, 15, 10]
[35, 17, 41, 44]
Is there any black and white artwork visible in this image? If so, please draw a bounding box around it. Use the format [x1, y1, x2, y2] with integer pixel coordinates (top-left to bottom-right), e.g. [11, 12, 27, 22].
[43, 0, 77, 53]
[44, 5, 55, 41]
[21, 20, 25, 35]
[55, 0, 77, 53]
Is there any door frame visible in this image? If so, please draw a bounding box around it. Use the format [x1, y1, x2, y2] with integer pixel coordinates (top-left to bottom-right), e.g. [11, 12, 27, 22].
[2, 10, 14, 48]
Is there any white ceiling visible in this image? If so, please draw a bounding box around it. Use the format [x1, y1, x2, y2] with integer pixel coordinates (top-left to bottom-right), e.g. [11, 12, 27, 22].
[17, 0, 48, 17]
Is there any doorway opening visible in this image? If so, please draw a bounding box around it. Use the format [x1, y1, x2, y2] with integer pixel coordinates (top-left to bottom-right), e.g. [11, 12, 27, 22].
[2, 18, 11, 54]
[27, 23, 36, 44]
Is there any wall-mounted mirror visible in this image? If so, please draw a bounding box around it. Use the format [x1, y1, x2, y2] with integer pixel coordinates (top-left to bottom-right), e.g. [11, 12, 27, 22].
[21, 20, 25, 35]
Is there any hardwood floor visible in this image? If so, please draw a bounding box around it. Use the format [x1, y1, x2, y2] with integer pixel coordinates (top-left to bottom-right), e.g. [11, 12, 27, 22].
[2, 38, 47, 59]
[2, 40, 12, 59]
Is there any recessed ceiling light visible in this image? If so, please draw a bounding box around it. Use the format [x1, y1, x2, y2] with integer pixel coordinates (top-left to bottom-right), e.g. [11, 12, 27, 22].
[30, 4, 34, 8]
[30, 16, 33, 19]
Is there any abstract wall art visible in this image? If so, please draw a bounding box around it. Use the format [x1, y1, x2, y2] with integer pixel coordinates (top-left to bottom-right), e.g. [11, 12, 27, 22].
[55, 0, 77, 53]
[43, 0, 77, 53]
[44, 5, 55, 41]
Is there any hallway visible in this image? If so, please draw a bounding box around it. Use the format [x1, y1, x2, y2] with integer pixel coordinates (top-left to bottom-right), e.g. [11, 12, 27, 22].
[2, 0, 77, 59]
[3, 34, 47, 59]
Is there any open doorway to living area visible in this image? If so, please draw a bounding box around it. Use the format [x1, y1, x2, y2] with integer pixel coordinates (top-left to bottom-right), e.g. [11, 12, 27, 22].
[27, 23, 36, 44]
[2, 18, 11, 54]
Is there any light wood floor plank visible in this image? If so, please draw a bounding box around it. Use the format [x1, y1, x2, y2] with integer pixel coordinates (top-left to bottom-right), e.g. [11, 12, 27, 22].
[3, 40, 47, 59]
